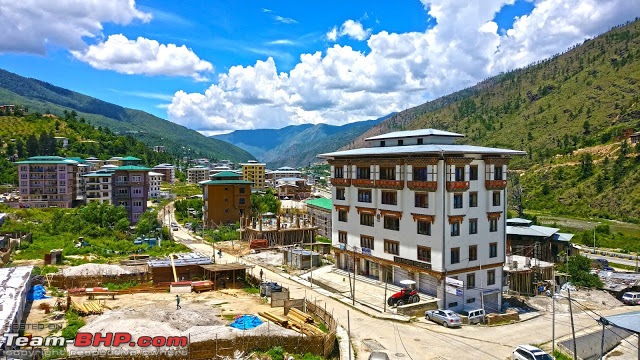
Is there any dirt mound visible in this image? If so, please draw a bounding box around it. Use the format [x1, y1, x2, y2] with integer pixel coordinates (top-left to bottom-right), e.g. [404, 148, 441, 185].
[62, 263, 132, 276]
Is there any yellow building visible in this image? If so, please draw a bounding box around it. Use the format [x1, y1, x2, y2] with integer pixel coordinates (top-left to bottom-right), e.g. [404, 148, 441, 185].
[241, 160, 266, 190]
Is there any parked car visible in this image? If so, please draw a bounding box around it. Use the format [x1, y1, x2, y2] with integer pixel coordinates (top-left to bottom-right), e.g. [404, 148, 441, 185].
[622, 292, 640, 305]
[368, 352, 390, 360]
[593, 258, 609, 268]
[459, 308, 485, 324]
[425, 309, 461, 328]
[511, 344, 553, 360]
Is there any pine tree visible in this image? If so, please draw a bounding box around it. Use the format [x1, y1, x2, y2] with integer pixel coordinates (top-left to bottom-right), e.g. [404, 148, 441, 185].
[15, 138, 25, 159]
[26, 134, 38, 157]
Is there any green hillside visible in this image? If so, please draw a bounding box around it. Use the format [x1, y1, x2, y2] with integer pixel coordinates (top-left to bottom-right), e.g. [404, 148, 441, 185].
[0, 69, 254, 162]
[349, 19, 640, 222]
[0, 111, 175, 185]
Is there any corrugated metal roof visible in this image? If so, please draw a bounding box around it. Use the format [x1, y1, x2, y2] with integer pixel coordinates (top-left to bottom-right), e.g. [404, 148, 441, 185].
[507, 225, 559, 237]
[506, 218, 532, 225]
[115, 165, 152, 171]
[601, 311, 640, 334]
[201, 180, 253, 185]
[1, 266, 33, 345]
[552, 233, 574, 242]
[306, 198, 332, 211]
[211, 171, 241, 178]
[319, 144, 526, 158]
[148, 252, 212, 268]
[365, 129, 464, 141]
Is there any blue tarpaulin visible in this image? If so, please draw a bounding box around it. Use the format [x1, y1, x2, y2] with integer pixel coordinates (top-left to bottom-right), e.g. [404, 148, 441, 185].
[27, 284, 50, 301]
[229, 315, 263, 330]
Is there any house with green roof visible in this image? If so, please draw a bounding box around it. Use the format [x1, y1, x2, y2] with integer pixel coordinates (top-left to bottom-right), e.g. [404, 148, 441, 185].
[305, 197, 332, 238]
[15, 156, 79, 209]
[113, 165, 150, 224]
[201, 171, 252, 228]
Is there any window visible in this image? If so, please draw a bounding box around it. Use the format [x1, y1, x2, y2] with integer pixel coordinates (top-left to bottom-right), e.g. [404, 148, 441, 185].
[467, 273, 476, 289]
[21, 166, 27, 171]
[415, 193, 428, 208]
[380, 167, 396, 180]
[239, 187, 245, 194]
[454, 166, 465, 181]
[469, 192, 478, 207]
[20, 173, 27, 179]
[470, 165, 478, 180]
[360, 235, 374, 249]
[417, 220, 431, 235]
[397, 140, 403, 146]
[451, 248, 460, 264]
[132, 188, 143, 195]
[118, 188, 128, 195]
[451, 222, 460, 236]
[469, 218, 478, 234]
[360, 213, 374, 226]
[380, 141, 385, 147]
[490, 218, 498, 232]
[132, 175, 142, 182]
[118, 201, 128, 207]
[487, 269, 496, 285]
[489, 242, 498, 258]
[492, 191, 501, 206]
[413, 167, 428, 181]
[239, 198, 245, 205]
[133, 200, 143, 207]
[357, 189, 372, 203]
[417, 246, 431, 262]
[338, 210, 348, 222]
[383, 216, 399, 231]
[466, 298, 476, 304]
[448, 302, 458, 308]
[469, 245, 478, 261]
[384, 240, 399, 255]
[334, 167, 344, 179]
[417, 138, 423, 145]
[381, 191, 397, 205]
[356, 167, 370, 179]
[338, 231, 347, 244]
[494, 167, 503, 180]
[453, 193, 463, 209]
[336, 188, 346, 200]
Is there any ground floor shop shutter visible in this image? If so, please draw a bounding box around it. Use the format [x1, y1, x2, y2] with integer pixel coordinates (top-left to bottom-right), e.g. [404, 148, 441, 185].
[392, 266, 410, 286]
[418, 273, 438, 297]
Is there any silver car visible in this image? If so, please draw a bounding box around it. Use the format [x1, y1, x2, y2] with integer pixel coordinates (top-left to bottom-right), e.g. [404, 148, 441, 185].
[425, 309, 462, 327]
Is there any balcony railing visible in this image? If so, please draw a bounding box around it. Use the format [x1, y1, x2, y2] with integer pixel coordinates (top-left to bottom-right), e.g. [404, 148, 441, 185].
[446, 181, 470, 192]
[114, 181, 130, 186]
[86, 186, 100, 191]
[115, 193, 130, 198]
[352, 178, 375, 187]
[376, 179, 404, 189]
[330, 178, 351, 186]
[407, 181, 438, 191]
[485, 180, 507, 190]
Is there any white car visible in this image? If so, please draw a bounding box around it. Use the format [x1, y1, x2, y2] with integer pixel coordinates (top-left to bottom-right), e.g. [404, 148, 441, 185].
[512, 345, 554, 360]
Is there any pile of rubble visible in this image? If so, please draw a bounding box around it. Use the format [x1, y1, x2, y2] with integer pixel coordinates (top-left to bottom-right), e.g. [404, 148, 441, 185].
[62, 263, 132, 276]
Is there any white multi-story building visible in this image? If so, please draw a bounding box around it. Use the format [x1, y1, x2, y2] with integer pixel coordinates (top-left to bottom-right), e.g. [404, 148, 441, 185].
[148, 171, 163, 198]
[319, 129, 525, 312]
[82, 169, 114, 204]
[153, 163, 176, 184]
[187, 165, 210, 184]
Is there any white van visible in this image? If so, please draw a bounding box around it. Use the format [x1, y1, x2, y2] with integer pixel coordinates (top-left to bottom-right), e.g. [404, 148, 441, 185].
[622, 292, 640, 305]
[459, 308, 485, 324]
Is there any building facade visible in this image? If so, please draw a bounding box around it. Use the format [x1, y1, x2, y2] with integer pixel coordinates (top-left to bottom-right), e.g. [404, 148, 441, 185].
[83, 169, 114, 204]
[319, 129, 524, 312]
[16, 156, 78, 208]
[266, 167, 303, 186]
[305, 198, 332, 238]
[241, 160, 266, 190]
[112, 165, 150, 224]
[148, 171, 163, 198]
[187, 165, 210, 184]
[152, 163, 176, 184]
[201, 171, 251, 227]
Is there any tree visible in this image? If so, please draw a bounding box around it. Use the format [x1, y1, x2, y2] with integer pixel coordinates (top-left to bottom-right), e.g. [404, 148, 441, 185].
[508, 173, 525, 217]
[6, 142, 15, 157]
[26, 134, 39, 157]
[558, 255, 603, 288]
[580, 153, 594, 178]
[135, 209, 161, 237]
[15, 138, 25, 159]
[582, 120, 591, 135]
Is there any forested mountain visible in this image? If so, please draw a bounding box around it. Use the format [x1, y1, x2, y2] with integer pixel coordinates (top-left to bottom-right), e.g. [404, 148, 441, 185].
[347, 19, 640, 222]
[212, 116, 388, 168]
[0, 69, 254, 162]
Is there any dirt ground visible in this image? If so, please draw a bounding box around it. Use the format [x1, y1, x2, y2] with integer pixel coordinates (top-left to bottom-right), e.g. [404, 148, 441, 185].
[527, 288, 623, 313]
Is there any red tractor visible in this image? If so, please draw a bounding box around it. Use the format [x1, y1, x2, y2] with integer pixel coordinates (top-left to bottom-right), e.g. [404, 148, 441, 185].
[387, 280, 420, 306]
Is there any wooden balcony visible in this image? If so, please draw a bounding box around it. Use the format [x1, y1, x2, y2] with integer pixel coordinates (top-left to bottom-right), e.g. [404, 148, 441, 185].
[352, 179, 375, 187]
[376, 179, 404, 190]
[485, 180, 507, 190]
[446, 181, 470, 192]
[407, 181, 438, 192]
[330, 178, 351, 186]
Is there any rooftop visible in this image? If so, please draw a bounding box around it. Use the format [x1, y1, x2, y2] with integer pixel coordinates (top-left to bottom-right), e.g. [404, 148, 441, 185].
[83, 171, 114, 177]
[148, 171, 164, 176]
[148, 252, 211, 268]
[507, 224, 560, 238]
[601, 311, 640, 334]
[211, 171, 242, 178]
[365, 129, 465, 141]
[154, 163, 175, 168]
[16, 156, 79, 165]
[115, 165, 152, 171]
[319, 143, 526, 159]
[0, 266, 33, 345]
[305, 197, 332, 211]
[120, 156, 141, 161]
[201, 180, 253, 185]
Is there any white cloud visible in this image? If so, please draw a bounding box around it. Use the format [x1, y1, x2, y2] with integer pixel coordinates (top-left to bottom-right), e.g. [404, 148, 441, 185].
[326, 20, 372, 41]
[266, 39, 296, 46]
[274, 15, 298, 24]
[169, 0, 640, 132]
[0, 0, 151, 54]
[72, 34, 213, 81]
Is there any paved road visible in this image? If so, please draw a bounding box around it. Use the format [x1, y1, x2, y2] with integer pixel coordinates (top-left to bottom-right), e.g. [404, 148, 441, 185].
[163, 203, 636, 360]
[582, 251, 640, 268]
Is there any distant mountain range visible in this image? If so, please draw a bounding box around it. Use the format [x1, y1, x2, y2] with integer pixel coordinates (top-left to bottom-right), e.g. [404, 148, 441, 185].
[211, 116, 391, 168]
[0, 69, 253, 162]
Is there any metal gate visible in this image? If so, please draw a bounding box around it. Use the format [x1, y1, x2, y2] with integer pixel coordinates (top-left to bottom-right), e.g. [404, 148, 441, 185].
[393, 266, 410, 286]
[418, 273, 438, 296]
[483, 292, 500, 313]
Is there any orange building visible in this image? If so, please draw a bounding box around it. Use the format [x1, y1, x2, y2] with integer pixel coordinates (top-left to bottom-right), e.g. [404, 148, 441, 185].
[201, 171, 252, 228]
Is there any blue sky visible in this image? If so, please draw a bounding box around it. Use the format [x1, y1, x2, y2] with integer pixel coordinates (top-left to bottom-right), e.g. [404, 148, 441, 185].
[0, 0, 638, 134]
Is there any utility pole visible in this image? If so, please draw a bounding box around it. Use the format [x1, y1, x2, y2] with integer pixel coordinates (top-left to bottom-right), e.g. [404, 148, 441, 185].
[568, 288, 578, 360]
[347, 310, 352, 360]
[383, 267, 388, 312]
[552, 267, 555, 356]
[352, 248, 357, 306]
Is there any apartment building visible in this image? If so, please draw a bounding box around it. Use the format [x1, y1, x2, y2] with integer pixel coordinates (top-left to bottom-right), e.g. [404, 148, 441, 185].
[241, 160, 266, 190]
[187, 165, 210, 184]
[305, 197, 332, 238]
[318, 129, 525, 312]
[152, 163, 175, 184]
[148, 171, 163, 198]
[201, 171, 251, 227]
[266, 166, 302, 186]
[83, 169, 114, 204]
[112, 165, 150, 224]
[16, 156, 78, 208]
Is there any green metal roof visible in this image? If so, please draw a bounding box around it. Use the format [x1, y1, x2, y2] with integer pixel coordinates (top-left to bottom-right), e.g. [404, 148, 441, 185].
[16, 156, 78, 165]
[65, 157, 88, 163]
[83, 172, 113, 177]
[201, 180, 253, 185]
[211, 171, 242, 178]
[115, 165, 152, 171]
[120, 156, 141, 161]
[305, 197, 332, 211]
